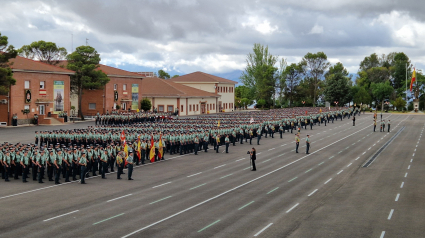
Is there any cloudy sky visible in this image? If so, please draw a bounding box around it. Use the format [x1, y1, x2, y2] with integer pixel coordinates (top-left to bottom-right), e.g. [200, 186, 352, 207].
[1, 0, 425, 81]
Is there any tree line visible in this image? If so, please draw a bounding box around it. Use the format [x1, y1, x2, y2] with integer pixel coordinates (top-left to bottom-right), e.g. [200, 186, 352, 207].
[238, 44, 425, 111]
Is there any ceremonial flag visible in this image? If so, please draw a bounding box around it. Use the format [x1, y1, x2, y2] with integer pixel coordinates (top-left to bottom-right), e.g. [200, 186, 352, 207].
[217, 120, 220, 127]
[250, 117, 254, 124]
[320, 108, 322, 113]
[123, 140, 129, 166]
[137, 135, 141, 160]
[120, 130, 126, 142]
[410, 68, 416, 92]
[158, 134, 163, 159]
[149, 135, 155, 162]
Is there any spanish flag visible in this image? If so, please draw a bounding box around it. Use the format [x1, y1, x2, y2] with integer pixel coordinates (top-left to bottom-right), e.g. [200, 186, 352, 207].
[217, 120, 220, 128]
[123, 140, 129, 166]
[410, 68, 416, 92]
[149, 135, 155, 162]
[137, 135, 141, 161]
[158, 134, 163, 159]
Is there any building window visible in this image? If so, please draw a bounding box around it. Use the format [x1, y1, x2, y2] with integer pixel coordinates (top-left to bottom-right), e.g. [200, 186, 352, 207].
[40, 81, 45, 89]
[167, 105, 173, 112]
[121, 103, 126, 110]
[114, 84, 117, 90]
[226, 87, 228, 93]
[189, 105, 192, 111]
[24, 105, 30, 110]
[25, 81, 30, 89]
[196, 104, 199, 111]
[113, 103, 116, 109]
[158, 105, 164, 112]
[123, 84, 127, 91]
[181, 105, 183, 112]
[89, 103, 96, 110]
[213, 104, 215, 110]
[207, 104, 209, 111]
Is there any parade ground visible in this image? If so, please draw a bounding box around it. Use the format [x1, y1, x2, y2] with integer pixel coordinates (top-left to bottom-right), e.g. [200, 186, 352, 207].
[0, 113, 424, 238]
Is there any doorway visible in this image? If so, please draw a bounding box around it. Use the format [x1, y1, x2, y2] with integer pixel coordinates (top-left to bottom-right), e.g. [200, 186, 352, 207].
[39, 105, 45, 115]
[201, 103, 206, 114]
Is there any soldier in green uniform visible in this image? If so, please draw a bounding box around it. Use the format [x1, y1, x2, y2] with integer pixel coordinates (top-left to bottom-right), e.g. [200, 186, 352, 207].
[306, 135, 310, 154]
[388, 120, 391, 132]
[194, 135, 199, 155]
[225, 135, 230, 153]
[100, 150, 108, 179]
[127, 151, 134, 180]
[79, 152, 87, 184]
[20, 151, 30, 183]
[116, 151, 124, 179]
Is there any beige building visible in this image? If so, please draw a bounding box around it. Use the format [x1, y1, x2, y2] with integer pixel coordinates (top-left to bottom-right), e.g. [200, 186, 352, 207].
[169, 72, 237, 112]
[140, 77, 220, 116]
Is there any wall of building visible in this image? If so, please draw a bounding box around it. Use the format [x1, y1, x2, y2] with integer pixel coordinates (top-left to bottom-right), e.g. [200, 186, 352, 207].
[216, 83, 234, 112]
[150, 97, 178, 113]
[80, 76, 143, 116]
[178, 83, 216, 93]
[8, 72, 70, 125]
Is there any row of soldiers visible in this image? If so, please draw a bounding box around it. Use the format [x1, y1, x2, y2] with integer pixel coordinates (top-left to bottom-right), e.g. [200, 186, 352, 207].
[2, 107, 359, 184]
[95, 111, 173, 126]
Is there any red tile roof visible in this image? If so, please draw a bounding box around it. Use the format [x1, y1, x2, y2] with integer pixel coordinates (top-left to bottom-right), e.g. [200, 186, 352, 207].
[141, 77, 220, 98]
[169, 71, 237, 84]
[56, 61, 143, 78]
[9, 56, 74, 74]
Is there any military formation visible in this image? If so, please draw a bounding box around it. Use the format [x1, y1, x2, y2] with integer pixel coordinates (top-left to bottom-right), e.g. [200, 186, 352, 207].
[1, 107, 361, 184]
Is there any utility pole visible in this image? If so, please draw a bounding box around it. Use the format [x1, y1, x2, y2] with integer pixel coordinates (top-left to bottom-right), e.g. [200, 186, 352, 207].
[71, 33, 73, 52]
[406, 63, 408, 111]
[86, 38, 89, 46]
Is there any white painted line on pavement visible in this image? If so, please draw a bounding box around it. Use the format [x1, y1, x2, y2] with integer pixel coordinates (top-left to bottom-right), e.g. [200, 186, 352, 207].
[388, 209, 394, 220]
[254, 223, 273, 237]
[347, 163, 352, 167]
[380, 231, 385, 238]
[93, 213, 125, 225]
[238, 201, 255, 210]
[408, 165, 410, 170]
[152, 182, 172, 188]
[286, 203, 299, 213]
[235, 158, 245, 162]
[395, 194, 400, 202]
[412, 153, 415, 157]
[190, 183, 207, 190]
[305, 168, 313, 173]
[329, 156, 334, 159]
[368, 147, 371, 150]
[257, 152, 262, 155]
[318, 162, 325, 166]
[414, 149, 416, 152]
[400, 182, 404, 188]
[324, 178, 332, 184]
[267, 187, 279, 194]
[220, 174, 233, 179]
[355, 157, 360, 160]
[405, 173, 408, 178]
[308, 189, 318, 197]
[410, 159, 413, 163]
[214, 164, 226, 169]
[187, 172, 202, 177]
[362, 152, 366, 155]
[150, 196, 173, 205]
[337, 170, 343, 175]
[107, 194, 133, 203]
[288, 177, 297, 182]
[43, 210, 79, 222]
[121, 124, 372, 238]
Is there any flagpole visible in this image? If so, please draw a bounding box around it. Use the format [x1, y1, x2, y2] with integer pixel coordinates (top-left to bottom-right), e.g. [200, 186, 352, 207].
[406, 63, 408, 111]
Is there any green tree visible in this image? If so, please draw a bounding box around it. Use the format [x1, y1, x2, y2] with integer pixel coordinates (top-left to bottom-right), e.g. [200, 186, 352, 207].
[66, 46, 110, 119]
[240, 43, 278, 107]
[18, 40, 67, 65]
[241, 98, 251, 109]
[140, 98, 152, 111]
[172, 75, 179, 78]
[323, 63, 352, 106]
[284, 62, 305, 107]
[353, 87, 372, 105]
[391, 52, 411, 94]
[0, 32, 17, 95]
[256, 99, 266, 109]
[371, 81, 394, 112]
[302, 52, 331, 106]
[392, 97, 406, 111]
[158, 69, 170, 79]
[359, 53, 380, 71]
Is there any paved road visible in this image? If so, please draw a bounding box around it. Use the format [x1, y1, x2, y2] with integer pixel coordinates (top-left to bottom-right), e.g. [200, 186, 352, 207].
[0, 114, 423, 238]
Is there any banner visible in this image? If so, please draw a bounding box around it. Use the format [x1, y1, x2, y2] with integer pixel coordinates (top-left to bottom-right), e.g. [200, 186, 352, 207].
[131, 84, 139, 110]
[25, 89, 31, 104]
[54, 81, 64, 113]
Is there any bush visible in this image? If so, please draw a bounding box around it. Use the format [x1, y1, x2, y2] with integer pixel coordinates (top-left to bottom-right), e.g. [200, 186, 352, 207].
[140, 98, 152, 111]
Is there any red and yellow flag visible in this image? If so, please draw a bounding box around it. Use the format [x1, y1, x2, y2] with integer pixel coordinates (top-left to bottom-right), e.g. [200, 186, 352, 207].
[123, 140, 129, 166]
[158, 134, 163, 159]
[137, 135, 141, 160]
[149, 135, 155, 162]
[410, 68, 416, 92]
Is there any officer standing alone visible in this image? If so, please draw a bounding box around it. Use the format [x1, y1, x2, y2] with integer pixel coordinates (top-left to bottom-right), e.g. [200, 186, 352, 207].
[127, 151, 134, 180]
[250, 148, 256, 171]
[306, 135, 310, 154]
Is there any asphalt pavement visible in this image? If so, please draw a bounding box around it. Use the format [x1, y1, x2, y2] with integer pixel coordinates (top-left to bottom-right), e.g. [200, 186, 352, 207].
[0, 113, 423, 238]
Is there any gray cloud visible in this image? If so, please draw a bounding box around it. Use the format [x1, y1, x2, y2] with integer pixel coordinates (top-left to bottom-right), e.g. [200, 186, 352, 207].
[1, 0, 425, 75]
